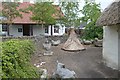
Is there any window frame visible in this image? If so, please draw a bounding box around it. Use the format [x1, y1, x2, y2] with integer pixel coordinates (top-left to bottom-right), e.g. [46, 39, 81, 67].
[2, 24, 7, 32]
[18, 28, 23, 32]
[54, 25, 59, 33]
[45, 25, 49, 33]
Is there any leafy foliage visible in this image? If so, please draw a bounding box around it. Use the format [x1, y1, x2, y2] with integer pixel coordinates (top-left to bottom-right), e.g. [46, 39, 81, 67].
[28, 2, 56, 26]
[2, 2, 22, 24]
[0, 42, 2, 79]
[1, 40, 41, 78]
[59, 2, 80, 27]
[2, 2, 22, 35]
[80, 0, 103, 40]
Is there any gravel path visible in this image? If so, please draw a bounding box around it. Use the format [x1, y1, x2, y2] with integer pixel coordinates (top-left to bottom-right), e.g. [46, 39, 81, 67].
[31, 42, 118, 78]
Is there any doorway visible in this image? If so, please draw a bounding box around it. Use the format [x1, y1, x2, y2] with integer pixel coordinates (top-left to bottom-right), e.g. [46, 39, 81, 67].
[51, 25, 53, 36]
[23, 24, 30, 36]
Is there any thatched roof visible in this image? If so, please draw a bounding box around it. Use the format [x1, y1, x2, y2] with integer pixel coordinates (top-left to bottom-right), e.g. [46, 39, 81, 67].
[96, 0, 120, 26]
[62, 28, 85, 51]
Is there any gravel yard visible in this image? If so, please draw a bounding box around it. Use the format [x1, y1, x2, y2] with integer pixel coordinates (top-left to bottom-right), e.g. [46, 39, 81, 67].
[1, 36, 119, 78]
[30, 38, 118, 78]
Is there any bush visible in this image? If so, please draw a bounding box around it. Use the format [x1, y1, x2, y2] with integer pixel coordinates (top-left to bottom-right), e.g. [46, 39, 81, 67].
[81, 23, 103, 40]
[1, 39, 41, 78]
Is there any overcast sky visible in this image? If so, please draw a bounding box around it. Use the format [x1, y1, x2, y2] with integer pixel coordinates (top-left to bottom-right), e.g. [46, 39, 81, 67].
[52, 0, 114, 17]
[95, 0, 113, 9]
[53, 0, 114, 10]
[2, 0, 114, 10]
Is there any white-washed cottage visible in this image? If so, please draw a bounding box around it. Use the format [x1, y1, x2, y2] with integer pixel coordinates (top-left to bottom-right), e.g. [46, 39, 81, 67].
[1, 2, 65, 37]
[96, 0, 120, 70]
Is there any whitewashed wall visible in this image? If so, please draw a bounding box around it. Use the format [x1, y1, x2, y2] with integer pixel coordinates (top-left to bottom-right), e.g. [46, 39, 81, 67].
[8, 24, 65, 36]
[9, 25, 23, 37]
[103, 25, 119, 70]
[118, 26, 120, 70]
[32, 25, 45, 36]
[32, 24, 65, 36]
[60, 24, 65, 36]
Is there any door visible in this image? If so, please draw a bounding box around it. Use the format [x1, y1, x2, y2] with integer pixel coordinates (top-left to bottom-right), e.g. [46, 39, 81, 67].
[51, 25, 53, 36]
[23, 24, 30, 36]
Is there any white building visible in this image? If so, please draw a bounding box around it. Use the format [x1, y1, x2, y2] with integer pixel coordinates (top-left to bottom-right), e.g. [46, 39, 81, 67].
[1, 2, 65, 36]
[2, 23, 65, 36]
[96, 0, 120, 70]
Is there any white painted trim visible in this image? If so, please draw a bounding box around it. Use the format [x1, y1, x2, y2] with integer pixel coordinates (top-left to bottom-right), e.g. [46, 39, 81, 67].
[44, 25, 51, 36]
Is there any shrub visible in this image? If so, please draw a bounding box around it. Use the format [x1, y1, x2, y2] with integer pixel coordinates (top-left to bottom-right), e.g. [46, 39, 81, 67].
[1, 39, 41, 78]
[81, 25, 103, 40]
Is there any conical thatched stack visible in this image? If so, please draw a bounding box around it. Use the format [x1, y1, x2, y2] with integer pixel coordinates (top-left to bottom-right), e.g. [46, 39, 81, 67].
[62, 28, 85, 51]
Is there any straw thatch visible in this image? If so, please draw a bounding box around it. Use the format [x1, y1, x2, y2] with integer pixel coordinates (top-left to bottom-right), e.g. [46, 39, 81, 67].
[96, 0, 120, 26]
[62, 28, 85, 51]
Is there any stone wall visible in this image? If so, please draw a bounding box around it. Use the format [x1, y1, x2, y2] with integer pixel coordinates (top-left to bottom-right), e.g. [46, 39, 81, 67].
[2, 36, 36, 42]
[1, 35, 69, 56]
[2, 35, 69, 43]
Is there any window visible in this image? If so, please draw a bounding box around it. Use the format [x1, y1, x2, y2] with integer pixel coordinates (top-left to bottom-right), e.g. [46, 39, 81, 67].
[18, 28, 22, 32]
[54, 25, 59, 33]
[2, 24, 7, 31]
[45, 26, 49, 33]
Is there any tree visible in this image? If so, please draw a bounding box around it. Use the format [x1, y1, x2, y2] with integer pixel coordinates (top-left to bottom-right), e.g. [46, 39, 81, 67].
[28, 2, 56, 28]
[59, 2, 80, 27]
[60, 2, 85, 51]
[2, 2, 22, 35]
[80, 0, 103, 40]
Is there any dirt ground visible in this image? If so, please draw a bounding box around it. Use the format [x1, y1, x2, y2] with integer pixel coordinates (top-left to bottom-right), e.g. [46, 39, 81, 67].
[31, 40, 118, 78]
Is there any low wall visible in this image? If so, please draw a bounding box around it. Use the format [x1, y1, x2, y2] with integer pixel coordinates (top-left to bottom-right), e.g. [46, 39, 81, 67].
[2, 36, 36, 42]
[2, 35, 69, 43]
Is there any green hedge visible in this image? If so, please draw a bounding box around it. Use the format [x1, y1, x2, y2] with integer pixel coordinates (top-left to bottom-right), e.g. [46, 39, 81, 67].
[1, 39, 41, 78]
